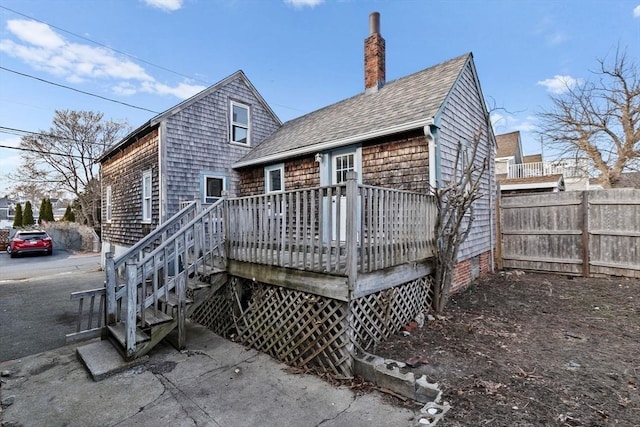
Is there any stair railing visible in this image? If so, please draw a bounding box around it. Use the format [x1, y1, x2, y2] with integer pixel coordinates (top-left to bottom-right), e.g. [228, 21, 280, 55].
[111, 199, 226, 357]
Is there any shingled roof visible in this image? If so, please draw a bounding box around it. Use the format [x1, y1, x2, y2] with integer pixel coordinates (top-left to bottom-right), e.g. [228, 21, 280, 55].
[234, 53, 472, 168]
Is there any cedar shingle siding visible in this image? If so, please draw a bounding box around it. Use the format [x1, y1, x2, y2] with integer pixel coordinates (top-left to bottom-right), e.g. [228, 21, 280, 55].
[164, 77, 280, 215]
[101, 127, 160, 247]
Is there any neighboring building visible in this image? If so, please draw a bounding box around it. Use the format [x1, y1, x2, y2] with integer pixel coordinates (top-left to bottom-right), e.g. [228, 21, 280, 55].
[97, 71, 282, 259]
[495, 131, 589, 194]
[234, 14, 496, 289]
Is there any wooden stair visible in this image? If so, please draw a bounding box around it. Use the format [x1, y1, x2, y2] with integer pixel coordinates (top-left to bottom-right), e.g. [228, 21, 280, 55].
[106, 269, 226, 361]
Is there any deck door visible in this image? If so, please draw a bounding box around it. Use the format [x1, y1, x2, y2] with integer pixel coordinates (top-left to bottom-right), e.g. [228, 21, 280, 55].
[322, 148, 361, 242]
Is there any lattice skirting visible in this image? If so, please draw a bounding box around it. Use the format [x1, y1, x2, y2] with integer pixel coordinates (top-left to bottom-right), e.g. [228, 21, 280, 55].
[350, 276, 434, 352]
[191, 275, 433, 378]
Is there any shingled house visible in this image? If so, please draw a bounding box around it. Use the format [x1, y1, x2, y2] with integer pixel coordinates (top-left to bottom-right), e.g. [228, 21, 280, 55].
[77, 13, 495, 380]
[98, 71, 281, 259]
[234, 13, 496, 290]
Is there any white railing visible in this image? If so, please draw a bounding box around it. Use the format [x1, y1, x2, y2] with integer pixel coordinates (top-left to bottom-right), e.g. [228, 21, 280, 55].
[226, 172, 437, 276]
[508, 161, 587, 179]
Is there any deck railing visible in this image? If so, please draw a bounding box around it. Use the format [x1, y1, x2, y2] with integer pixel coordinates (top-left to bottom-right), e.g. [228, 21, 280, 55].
[227, 172, 436, 276]
[508, 161, 587, 179]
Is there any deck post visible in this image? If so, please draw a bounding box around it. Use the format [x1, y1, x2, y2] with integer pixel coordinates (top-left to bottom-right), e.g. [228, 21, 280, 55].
[125, 260, 137, 357]
[177, 234, 187, 349]
[345, 171, 358, 295]
[105, 252, 117, 325]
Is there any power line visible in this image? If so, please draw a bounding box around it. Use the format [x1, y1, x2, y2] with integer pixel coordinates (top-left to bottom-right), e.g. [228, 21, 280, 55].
[0, 126, 113, 147]
[0, 143, 87, 159]
[0, 66, 160, 114]
[0, 5, 210, 85]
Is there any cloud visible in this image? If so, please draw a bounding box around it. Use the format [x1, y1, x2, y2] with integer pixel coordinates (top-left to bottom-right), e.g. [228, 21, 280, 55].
[634, 5, 640, 17]
[491, 113, 537, 134]
[143, 0, 184, 11]
[537, 75, 582, 94]
[533, 16, 568, 46]
[0, 19, 202, 100]
[284, 0, 324, 8]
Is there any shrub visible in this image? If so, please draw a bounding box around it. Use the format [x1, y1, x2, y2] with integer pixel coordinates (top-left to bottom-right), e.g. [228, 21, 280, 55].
[23, 201, 35, 226]
[13, 203, 23, 227]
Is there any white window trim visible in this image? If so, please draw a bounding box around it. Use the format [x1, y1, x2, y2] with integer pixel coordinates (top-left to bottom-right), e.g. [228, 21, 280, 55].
[105, 185, 112, 223]
[203, 175, 226, 204]
[264, 163, 285, 193]
[230, 100, 250, 146]
[142, 170, 152, 223]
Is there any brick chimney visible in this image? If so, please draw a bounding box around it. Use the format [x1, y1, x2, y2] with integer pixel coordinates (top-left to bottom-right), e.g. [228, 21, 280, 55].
[364, 12, 385, 93]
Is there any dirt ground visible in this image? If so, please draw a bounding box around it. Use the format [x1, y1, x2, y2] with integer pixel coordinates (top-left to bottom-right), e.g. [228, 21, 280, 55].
[374, 272, 640, 426]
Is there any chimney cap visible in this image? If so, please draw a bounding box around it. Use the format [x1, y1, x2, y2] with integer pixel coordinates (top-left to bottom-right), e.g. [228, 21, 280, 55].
[369, 11, 380, 35]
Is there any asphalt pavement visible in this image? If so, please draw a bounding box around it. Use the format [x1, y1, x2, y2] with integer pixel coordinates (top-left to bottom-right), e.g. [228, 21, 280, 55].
[0, 251, 103, 361]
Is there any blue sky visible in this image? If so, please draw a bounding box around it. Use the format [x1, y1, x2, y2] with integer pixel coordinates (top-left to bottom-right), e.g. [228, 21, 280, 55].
[1, 0, 639, 194]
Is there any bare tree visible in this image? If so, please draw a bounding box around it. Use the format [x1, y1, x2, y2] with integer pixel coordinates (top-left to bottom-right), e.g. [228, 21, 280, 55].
[11, 110, 128, 227]
[538, 49, 640, 187]
[432, 134, 489, 313]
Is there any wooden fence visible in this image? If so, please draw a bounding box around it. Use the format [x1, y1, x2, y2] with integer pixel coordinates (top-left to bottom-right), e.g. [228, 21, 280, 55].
[497, 189, 640, 278]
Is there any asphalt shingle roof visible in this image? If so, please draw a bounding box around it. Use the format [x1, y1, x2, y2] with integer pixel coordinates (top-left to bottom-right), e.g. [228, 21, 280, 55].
[236, 53, 472, 167]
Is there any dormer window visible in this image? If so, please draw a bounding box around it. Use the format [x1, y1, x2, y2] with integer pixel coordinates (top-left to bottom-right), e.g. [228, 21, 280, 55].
[230, 101, 250, 145]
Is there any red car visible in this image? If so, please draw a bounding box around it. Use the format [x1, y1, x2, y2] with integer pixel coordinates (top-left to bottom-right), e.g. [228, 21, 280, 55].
[8, 230, 53, 258]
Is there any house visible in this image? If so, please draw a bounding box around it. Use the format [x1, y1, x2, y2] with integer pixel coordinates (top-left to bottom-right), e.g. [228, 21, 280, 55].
[589, 171, 640, 189]
[233, 13, 495, 290]
[77, 13, 495, 380]
[496, 131, 592, 194]
[97, 71, 282, 259]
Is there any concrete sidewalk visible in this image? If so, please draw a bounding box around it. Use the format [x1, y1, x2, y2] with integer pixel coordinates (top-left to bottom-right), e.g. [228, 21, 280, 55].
[0, 323, 422, 427]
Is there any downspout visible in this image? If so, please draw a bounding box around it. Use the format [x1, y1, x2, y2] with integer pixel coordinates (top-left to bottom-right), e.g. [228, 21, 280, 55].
[424, 123, 439, 190]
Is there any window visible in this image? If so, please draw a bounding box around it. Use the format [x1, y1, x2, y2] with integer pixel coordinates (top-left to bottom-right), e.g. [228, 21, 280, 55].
[230, 101, 250, 145]
[334, 153, 355, 184]
[105, 185, 112, 223]
[204, 175, 226, 204]
[265, 164, 284, 193]
[142, 170, 152, 223]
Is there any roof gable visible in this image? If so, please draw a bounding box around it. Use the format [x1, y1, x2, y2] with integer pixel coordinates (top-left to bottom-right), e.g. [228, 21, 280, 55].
[235, 53, 472, 168]
[98, 71, 281, 162]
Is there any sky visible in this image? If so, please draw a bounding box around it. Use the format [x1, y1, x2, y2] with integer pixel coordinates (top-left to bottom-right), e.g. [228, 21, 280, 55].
[0, 0, 639, 195]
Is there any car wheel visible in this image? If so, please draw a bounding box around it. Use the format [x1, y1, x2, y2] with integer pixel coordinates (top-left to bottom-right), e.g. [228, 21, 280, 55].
[10, 252, 16, 258]
[47, 250, 53, 256]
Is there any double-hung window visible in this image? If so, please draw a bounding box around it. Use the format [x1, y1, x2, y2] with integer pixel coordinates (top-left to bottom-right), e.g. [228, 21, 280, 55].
[265, 164, 284, 193]
[142, 170, 152, 223]
[230, 101, 250, 145]
[204, 175, 225, 204]
[105, 185, 112, 223]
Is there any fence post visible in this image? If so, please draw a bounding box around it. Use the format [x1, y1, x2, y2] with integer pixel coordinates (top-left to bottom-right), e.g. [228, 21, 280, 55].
[495, 189, 503, 270]
[345, 171, 358, 296]
[125, 260, 137, 357]
[105, 252, 117, 325]
[581, 191, 590, 277]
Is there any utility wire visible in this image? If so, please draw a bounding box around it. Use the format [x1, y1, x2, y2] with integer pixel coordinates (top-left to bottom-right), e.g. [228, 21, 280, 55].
[0, 143, 87, 159]
[0, 66, 160, 114]
[0, 126, 113, 147]
[0, 4, 210, 85]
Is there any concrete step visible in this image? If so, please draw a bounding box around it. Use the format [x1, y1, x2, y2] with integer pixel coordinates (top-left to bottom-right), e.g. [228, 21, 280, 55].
[76, 340, 148, 381]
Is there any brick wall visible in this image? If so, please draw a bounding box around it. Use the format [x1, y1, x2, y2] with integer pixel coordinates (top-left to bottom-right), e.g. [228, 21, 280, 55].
[101, 127, 160, 247]
[451, 249, 493, 292]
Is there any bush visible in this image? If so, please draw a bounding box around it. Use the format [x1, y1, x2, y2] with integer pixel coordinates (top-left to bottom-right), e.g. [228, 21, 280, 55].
[62, 204, 75, 222]
[23, 201, 35, 226]
[13, 203, 23, 227]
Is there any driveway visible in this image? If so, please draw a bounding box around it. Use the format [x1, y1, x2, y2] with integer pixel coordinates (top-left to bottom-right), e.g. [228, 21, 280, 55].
[0, 250, 104, 361]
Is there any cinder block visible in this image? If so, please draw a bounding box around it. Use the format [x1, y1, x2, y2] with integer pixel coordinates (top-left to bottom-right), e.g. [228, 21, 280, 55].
[374, 363, 415, 399]
[415, 375, 441, 403]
